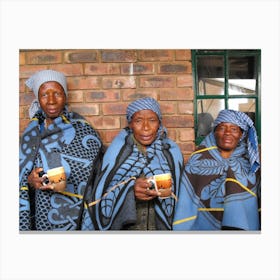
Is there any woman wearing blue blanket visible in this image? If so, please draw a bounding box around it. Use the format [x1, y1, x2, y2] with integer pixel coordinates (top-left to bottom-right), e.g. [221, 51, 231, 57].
[19, 70, 103, 231]
[173, 109, 261, 230]
[81, 97, 184, 230]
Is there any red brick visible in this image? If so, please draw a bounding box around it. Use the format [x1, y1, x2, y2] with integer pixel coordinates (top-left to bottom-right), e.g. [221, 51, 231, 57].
[158, 62, 192, 74]
[121, 63, 155, 75]
[20, 119, 30, 135]
[19, 79, 26, 93]
[138, 50, 174, 61]
[175, 50, 191, 61]
[159, 102, 176, 114]
[177, 74, 193, 87]
[51, 64, 83, 76]
[178, 142, 196, 154]
[160, 88, 193, 100]
[85, 63, 120, 75]
[120, 115, 129, 128]
[122, 89, 158, 101]
[102, 76, 136, 89]
[99, 130, 121, 143]
[68, 76, 100, 90]
[102, 103, 128, 115]
[85, 90, 120, 102]
[139, 76, 175, 88]
[19, 92, 35, 106]
[67, 90, 84, 103]
[179, 129, 195, 141]
[26, 51, 62, 64]
[163, 115, 193, 128]
[69, 104, 99, 116]
[101, 50, 137, 62]
[166, 128, 177, 142]
[88, 116, 121, 129]
[19, 52, 25, 65]
[64, 51, 98, 63]
[20, 65, 49, 79]
[178, 101, 194, 114]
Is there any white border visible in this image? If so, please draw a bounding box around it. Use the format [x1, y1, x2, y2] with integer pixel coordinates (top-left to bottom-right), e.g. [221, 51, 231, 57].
[1, 1, 279, 279]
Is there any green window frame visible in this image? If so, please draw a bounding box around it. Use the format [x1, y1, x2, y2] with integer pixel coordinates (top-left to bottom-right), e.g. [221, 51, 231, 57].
[191, 49, 261, 145]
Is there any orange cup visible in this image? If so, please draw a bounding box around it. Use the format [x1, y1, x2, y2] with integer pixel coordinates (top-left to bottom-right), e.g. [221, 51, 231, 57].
[148, 173, 172, 192]
[47, 166, 66, 192]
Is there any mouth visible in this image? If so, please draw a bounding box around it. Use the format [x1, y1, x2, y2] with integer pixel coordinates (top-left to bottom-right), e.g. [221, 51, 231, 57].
[139, 135, 154, 142]
[222, 137, 234, 144]
[46, 108, 60, 116]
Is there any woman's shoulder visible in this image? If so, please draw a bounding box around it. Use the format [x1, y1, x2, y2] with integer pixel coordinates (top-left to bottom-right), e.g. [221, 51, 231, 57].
[163, 137, 181, 151]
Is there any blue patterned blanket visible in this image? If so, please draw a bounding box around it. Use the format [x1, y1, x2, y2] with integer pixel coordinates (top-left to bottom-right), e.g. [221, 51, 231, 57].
[81, 127, 184, 230]
[19, 109, 102, 231]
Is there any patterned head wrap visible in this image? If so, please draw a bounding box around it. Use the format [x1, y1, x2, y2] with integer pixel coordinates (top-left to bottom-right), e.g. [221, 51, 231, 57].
[25, 70, 68, 119]
[126, 97, 162, 123]
[214, 109, 260, 172]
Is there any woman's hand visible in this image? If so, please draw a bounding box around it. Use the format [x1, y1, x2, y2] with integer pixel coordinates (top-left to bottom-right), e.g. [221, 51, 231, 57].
[134, 177, 158, 201]
[27, 168, 55, 191]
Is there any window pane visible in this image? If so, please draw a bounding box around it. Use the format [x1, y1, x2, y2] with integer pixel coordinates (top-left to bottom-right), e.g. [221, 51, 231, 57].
[197, 56, 224, 95]
[228, 98, 256, 124]
[197, 99, 224, 137]
[228, 56, 257, 96]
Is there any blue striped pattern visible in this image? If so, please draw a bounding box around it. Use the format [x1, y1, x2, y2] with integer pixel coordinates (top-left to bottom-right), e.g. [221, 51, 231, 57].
[214, 109, 260, 172]
[25, 69, 68, 98]
[126, 97, 162, 123]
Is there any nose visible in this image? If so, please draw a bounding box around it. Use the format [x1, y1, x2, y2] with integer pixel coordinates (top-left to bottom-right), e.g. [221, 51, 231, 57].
[143, 120, 150, 130]
[47, 93, 56, 104]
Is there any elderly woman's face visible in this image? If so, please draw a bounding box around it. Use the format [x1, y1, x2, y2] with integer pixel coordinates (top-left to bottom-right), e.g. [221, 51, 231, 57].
[214, 122, 243, 152]
[38, 81, 66, 119]
[129, 109, 160, 146]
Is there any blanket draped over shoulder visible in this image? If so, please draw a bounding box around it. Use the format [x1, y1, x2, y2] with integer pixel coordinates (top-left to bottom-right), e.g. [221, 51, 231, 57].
[19, 109, 102, 231]
[81, 128, 184, 230]
[173, 132, 261, 230]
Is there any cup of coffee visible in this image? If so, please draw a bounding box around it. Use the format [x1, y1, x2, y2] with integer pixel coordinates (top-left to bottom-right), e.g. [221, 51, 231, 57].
[46, 166, 67, 192]
[148, 173, 172, 197]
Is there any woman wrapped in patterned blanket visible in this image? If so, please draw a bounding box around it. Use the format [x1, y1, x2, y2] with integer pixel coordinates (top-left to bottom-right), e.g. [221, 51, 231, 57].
[173, 109, 261, 231]
[19, 70, 103, 231]
[81, 97, 184, 230]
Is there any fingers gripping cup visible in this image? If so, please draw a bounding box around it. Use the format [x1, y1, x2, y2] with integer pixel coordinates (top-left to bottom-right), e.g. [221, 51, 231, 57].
[148, 173, 172, 198]
[46, 166, 67, 192]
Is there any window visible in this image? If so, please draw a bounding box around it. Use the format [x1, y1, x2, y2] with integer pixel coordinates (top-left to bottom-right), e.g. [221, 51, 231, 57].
[192, 49, 261, 145]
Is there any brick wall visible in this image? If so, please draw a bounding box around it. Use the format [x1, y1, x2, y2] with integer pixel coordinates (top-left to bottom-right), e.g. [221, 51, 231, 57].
[19, 49, 195, 162]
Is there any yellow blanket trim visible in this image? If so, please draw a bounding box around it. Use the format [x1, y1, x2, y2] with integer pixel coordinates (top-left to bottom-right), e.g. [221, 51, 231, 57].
[198, 208, 224, 211]
[191, 146, 218, 156]
[225, 178, 257, 197]
[58, 191, 83, 199]
[88, 176, 137, 207]
[173, 215, 197, 225]
[20, 186, 83, 199]
[61, 115, 70, 124]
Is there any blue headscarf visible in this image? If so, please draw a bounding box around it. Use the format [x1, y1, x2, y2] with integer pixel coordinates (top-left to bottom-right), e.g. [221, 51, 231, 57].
[126, 97, 162, 123]
[26, 70, 68, 119]
[214, 109, 260, 173]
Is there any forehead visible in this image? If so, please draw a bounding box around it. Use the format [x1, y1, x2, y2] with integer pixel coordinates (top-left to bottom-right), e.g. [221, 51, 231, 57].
[217, 122, 240, 127]
[39, 81, 64, 92]
[132, 109, 158, 119]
